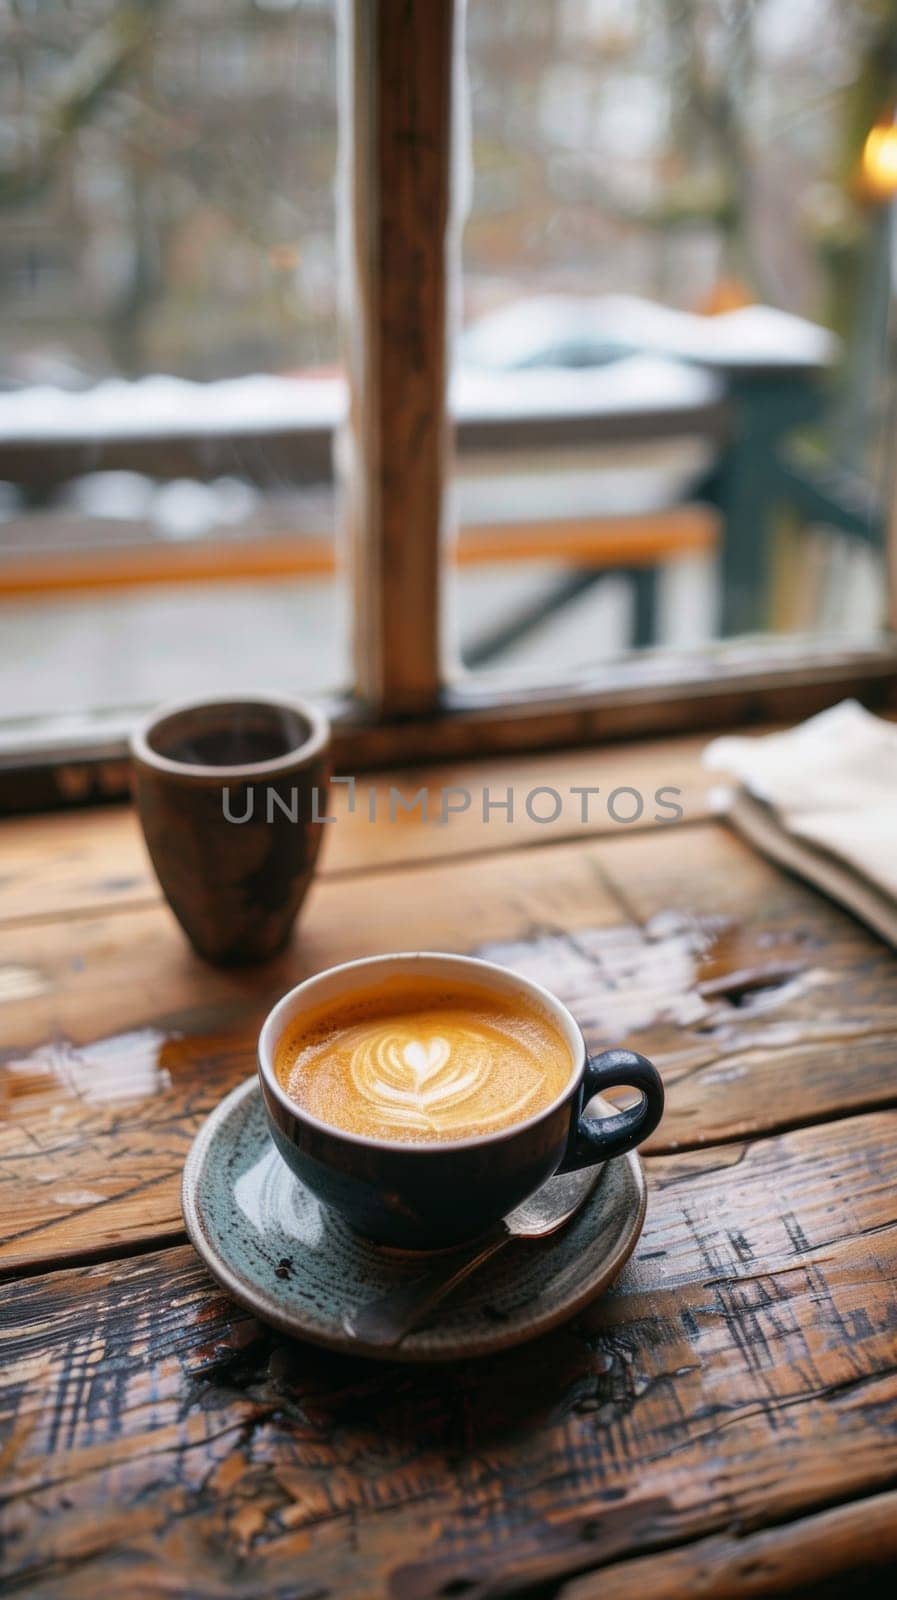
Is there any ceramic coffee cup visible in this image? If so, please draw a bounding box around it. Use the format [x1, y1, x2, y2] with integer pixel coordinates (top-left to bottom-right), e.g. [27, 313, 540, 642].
[258, 951, 664, 1248]
[131, 694, 330, 966]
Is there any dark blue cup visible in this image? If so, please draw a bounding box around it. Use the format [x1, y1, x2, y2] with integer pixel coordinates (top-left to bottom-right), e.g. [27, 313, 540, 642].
[258, 951, 664, 1249]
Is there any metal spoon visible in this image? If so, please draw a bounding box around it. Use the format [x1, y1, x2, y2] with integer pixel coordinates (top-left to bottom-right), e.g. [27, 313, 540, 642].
[342, 1164, 603, 1349]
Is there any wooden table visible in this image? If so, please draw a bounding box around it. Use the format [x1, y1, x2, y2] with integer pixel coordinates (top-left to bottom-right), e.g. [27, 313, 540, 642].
[2, 732, 897, 1598]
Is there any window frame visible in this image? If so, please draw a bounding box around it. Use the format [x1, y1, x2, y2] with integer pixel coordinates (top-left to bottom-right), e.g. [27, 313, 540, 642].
[1, 0, 895, 813]
[2, 635, 896, 815]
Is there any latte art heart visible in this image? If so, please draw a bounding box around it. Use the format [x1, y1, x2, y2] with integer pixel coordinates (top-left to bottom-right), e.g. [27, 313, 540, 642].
[274, 976, 572, 1144]
[349, 1025, 543, 1133]
[400, 1036, 450, 1085]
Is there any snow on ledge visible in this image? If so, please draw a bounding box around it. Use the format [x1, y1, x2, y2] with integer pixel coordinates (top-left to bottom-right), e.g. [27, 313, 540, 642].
[0, 356, 724, 446]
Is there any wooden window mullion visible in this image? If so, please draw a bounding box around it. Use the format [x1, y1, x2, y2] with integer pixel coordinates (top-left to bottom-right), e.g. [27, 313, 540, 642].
[342, 0, 455, 716]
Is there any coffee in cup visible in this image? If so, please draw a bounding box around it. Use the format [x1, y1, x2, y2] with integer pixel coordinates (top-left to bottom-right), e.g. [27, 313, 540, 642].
[273, 973, 572, 1143]
[258, 952, 665, 1248]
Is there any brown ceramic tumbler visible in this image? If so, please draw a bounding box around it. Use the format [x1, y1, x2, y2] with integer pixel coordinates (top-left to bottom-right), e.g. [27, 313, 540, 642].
[130, 695, 330, 966]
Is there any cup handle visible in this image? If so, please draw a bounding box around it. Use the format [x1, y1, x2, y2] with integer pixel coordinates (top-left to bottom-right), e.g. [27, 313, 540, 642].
[558, 1048, 664, 1172]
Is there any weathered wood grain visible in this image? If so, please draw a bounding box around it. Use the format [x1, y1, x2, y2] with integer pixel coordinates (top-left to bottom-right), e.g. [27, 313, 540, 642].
[584, 822, 897, 1150]
[0, 735, 713, 925]
[0, 838, 624, 1273]
[344, 0, 453, 715]
[2, 1111, 897, 1599]
[2, 823, 896, 1276]
[2, 729, 897, 1599]
[559, 1486, 897, 1599]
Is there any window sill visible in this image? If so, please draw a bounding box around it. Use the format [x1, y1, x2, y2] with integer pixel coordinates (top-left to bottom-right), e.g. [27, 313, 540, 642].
[1, 635, 895, 814]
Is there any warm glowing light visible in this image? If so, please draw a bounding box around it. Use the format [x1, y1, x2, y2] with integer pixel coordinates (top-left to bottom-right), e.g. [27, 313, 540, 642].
[861, 122, 897, 201]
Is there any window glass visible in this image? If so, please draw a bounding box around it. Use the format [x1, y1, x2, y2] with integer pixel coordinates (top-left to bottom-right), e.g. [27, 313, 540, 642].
[447, 0, 892, 689]
[0, 0, 346, 722]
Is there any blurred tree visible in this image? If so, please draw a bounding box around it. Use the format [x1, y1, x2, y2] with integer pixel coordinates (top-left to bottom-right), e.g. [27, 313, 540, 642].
[0, 0, 168, 210]
[821, 0, 897, 339]
[659, 0, 761, 305]
[0, 0, 339, 379]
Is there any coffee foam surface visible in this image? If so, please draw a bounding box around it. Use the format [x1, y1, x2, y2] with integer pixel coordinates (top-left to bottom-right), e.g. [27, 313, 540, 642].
[273, 975, 572, 1143]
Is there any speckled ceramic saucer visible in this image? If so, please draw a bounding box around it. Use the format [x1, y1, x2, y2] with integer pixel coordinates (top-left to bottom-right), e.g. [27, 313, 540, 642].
[182, 1077, 647, 1362]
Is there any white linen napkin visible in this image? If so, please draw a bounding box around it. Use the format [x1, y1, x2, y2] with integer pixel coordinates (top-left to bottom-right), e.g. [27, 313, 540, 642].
[704, 700, 897, 948]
